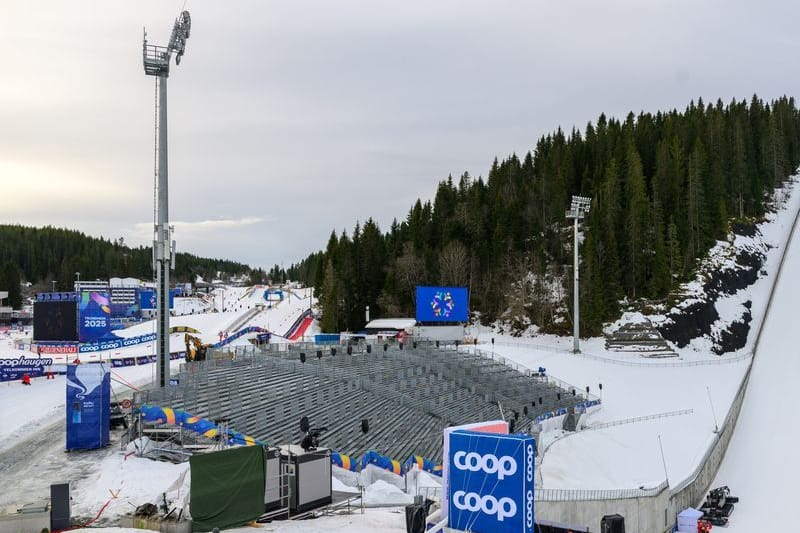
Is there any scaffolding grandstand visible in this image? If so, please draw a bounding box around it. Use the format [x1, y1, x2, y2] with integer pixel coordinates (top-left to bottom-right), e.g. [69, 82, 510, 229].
[133, 342, 596, 462]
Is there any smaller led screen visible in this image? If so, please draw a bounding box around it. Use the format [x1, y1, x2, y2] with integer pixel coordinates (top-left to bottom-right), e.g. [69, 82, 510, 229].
[415, 286, 469, 323]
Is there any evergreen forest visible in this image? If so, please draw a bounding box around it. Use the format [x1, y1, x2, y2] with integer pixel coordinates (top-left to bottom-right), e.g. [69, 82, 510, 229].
[287, 96, 800, 334]
[0, 225, 262, 307]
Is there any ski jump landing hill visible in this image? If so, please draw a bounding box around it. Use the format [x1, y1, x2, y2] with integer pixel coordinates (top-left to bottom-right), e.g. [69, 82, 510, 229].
[527, 180, 800, 532]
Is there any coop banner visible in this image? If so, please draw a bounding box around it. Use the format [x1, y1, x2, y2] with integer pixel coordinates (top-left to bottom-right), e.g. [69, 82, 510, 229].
[66, 363, 110, 450]
[78, 291, 112, 343]
[78, 332, 156, 353]
[448, 430, 535, 533]
[415, 286, 469, 322]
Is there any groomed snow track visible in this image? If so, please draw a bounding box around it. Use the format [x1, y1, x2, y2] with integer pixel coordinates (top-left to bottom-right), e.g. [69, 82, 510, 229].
[135, 343, 589, 461]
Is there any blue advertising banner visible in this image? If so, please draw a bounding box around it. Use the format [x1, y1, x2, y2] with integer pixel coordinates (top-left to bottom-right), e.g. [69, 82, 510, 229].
[139, 289, 156, 310]
[79, 291, 112, 343]
[448, 430, 535, 533]
[66, 364, 110, 450]
[139, 289, 175, 310]
[415, 286, 469, 323]
[79, 332, 156, 353]
[0, 356, 54, 382]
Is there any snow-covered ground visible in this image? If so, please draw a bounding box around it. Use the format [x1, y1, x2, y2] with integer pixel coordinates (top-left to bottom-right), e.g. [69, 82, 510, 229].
[476, 340, 749, 489]
[711, 202, 800, 530]
[66, 507, 411, 533]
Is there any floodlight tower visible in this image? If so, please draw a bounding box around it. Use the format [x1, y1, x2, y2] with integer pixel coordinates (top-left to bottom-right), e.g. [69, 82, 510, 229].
[566, 195, 591, 354]
[143, 11, 191, 388]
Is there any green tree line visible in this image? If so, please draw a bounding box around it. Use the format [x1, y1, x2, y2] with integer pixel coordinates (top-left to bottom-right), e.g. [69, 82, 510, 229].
[0, 225, 263, 307]
[289, 95, 800, 334]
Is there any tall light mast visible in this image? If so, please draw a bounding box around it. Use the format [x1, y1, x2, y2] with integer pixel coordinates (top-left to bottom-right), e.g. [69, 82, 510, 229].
[566, 195, 591, 354]
[143, 11, 191, 388]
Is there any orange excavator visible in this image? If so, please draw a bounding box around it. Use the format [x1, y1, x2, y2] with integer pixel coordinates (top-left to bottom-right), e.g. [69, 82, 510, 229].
[184, 334, 210, 362]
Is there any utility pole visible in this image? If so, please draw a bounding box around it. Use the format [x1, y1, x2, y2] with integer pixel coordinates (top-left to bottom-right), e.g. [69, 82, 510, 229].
[143, 11, 191, 388]
[565, 195, 591, 354]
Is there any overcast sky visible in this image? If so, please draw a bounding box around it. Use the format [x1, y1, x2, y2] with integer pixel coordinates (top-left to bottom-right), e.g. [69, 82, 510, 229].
[2, 0, 798, 270]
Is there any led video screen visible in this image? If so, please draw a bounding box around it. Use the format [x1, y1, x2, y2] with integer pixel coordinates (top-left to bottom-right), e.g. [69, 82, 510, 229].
[415, 286, 469, 323]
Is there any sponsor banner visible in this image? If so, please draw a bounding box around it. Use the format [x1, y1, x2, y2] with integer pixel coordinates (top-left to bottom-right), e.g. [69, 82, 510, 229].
[66, 364, 111, 450]
[78, 333, 157, 353]
[448, 430, 535, 533]
[415, 286, 469, 323]
[0, 356, 55, 382]
[140, 290, 157, 310]
[139, 289, 175, 310]
[442, 421, 509, 521]
[79, 291, 112, 343]
[36, 343, 79, 355]
[108, 352, 184, 369]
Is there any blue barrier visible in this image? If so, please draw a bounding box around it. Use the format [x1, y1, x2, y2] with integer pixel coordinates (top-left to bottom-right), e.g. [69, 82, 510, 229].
[314, 334, 341, 344]
[533, 399, 601, 424]
[211, 326, 270, 348]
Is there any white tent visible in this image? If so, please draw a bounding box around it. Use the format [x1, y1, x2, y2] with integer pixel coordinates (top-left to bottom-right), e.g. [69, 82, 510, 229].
[677, 507, 704, 532]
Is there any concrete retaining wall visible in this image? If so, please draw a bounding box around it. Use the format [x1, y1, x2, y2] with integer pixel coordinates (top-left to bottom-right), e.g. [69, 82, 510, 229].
[537, 488, 671, 533]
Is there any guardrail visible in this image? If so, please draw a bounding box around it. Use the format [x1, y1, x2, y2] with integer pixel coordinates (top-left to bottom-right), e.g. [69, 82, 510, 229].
[467, 346, 600, 403]
[585, 409, 694, 432]
[485, 337, 754, 368]
[535, 481, 669, 502]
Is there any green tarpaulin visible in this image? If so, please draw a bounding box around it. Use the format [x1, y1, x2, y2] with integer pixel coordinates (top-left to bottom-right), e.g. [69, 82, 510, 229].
[190, 446, 265, 531]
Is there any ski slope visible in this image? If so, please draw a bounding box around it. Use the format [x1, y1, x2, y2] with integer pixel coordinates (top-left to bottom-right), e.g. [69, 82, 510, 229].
[711, 211, 800, 531]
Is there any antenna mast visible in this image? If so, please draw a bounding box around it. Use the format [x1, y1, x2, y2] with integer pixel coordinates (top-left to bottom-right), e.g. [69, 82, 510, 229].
[143, 11, 191, 388]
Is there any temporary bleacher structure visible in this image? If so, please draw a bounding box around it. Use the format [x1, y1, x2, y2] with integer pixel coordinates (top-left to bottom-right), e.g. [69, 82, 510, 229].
[135, 342, 595, 462]
[605, 318, 678, 358]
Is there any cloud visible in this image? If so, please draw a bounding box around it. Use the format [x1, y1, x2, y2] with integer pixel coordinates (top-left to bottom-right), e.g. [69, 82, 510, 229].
[5, 0, 800, 270]
[173, 216, 267, 232]
[126, 216, 269, 246]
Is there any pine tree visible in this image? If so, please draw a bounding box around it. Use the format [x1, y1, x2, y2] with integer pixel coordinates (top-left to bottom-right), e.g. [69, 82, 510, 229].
[624, 145, 650, 297]
[667, 218, 683, 280]
[1, 261, 22, 309]
[649, 196, 670, 297]
[320, 259, 338, 332]
[686, 138, 708, 261]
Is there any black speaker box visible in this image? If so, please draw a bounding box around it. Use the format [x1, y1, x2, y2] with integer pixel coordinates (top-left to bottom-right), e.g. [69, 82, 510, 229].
[51, 483, 70, 531]
[601, 514, 625, 533]
[405, 503, 427, 533]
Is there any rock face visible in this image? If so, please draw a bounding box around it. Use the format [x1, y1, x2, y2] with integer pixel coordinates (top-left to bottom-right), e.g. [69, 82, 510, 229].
[657, 222, 766, 354]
